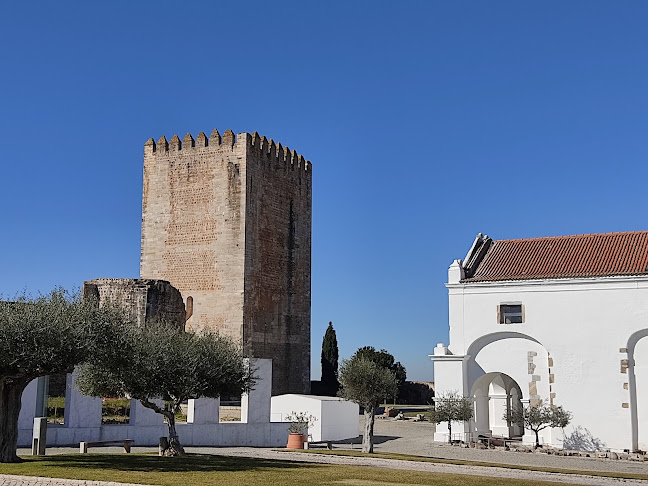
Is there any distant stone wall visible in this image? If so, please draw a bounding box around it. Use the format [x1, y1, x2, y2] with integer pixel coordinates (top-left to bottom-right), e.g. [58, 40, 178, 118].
[82, 278, 185, 328]
[139, 130, 312, 395]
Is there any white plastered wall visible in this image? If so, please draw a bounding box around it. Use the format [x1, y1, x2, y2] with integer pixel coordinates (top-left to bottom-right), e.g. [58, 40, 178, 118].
[433, 268, 648, 451]
[270, 394, 359, 442]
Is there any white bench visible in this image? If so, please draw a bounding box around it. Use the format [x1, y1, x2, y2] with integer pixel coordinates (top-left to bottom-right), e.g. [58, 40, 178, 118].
[79, 439, 133, 453]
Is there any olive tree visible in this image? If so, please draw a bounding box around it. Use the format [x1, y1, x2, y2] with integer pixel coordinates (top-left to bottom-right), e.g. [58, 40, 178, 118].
[76, 321, 253, 456]
[0, 290, 126, 463]
[352, 346, 406, 401]
[430, 391, 474, 442]
[505, 400, 571, 448]
[338, 356, 397, 453]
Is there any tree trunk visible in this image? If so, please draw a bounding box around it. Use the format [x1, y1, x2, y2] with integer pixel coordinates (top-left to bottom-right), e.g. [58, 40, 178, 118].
[534, 429, 540, 449]
[0, 378, 28, 463]
[139, 398, 185, 457]
[362, 407, 375, 453]
[162, 411, 185, 457]
[447, 421, 452, 443]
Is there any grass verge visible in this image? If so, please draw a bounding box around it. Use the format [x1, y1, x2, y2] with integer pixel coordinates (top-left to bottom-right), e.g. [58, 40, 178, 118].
[283, 449, 648, 481]
[0, 453, 564, 486]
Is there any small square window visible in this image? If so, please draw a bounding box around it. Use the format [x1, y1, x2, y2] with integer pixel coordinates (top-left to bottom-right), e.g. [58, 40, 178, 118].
[499, 304, 523, 324]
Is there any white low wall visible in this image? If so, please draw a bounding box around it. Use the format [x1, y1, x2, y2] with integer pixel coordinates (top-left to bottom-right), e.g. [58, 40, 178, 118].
[17, 359, 291, 448]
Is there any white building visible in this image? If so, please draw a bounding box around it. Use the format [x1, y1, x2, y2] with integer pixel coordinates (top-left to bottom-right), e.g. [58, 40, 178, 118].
[431, 231, 648, 452]
[271, 394, 359, 443]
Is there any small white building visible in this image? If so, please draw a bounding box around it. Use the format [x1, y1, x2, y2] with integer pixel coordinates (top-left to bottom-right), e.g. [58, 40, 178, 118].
[271, 394, 359, 442]
[431, 231, 648, 452]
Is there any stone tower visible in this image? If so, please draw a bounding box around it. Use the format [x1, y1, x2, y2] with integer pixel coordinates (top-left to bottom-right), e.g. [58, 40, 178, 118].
[140, 129, 312, 395]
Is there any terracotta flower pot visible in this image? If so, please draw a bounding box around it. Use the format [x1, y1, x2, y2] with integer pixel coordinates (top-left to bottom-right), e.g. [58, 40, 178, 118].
[286, 432, 306, 449]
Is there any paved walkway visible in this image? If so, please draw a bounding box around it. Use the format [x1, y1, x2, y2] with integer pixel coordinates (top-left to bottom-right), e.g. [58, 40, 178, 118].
[0, 475, 152, 486]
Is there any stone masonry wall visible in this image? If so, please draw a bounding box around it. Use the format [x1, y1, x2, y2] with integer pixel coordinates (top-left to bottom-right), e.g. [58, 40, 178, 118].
[140, 130, 246, 341]
[243, 133, 312, 395]
[139, 130, 312, 395]
[82, 278, 185, 328]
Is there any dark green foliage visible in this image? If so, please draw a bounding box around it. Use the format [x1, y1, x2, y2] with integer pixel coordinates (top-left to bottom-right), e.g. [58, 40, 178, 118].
[320, 322, 339, 396]
[351, 346, 407, 400]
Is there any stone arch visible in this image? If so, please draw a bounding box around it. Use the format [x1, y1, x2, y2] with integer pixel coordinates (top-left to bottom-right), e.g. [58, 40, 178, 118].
[466, 331, 544, 356]
[627, 329, 648, 451]
[466, 331, 550, 441]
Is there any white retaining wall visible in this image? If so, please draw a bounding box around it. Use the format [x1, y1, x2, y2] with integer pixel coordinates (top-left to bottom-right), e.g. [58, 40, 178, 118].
[17, 359, 290, 447]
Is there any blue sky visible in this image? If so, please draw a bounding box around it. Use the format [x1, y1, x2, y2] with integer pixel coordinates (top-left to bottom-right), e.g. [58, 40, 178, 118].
[1, 2, 647, 381]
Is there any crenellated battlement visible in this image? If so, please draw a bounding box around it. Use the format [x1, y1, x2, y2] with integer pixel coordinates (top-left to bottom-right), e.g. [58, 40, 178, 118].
[144, 129, 311, 175]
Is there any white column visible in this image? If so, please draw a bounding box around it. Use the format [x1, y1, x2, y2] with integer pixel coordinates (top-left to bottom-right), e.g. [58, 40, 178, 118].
[187, 397, 220, 424]
[241, 359, 272, 424]
[430, 348, 469, 442]
[131, 399, 164, 426]
[474, 393, 491, 435]
[65, 371, 102, 428]
[18, 379, 40, 430]
[489, 393, 509, 437]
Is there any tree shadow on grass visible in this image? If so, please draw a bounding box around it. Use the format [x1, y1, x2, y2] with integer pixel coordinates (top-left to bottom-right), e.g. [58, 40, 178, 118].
[16, 453, 315, 473]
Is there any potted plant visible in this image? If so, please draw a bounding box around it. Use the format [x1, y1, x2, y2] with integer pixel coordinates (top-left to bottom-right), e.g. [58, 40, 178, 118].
[285, 411, 316, 449]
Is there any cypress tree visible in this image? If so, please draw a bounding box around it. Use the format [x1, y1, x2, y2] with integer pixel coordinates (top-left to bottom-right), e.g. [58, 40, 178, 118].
[321, 321, 339, 396]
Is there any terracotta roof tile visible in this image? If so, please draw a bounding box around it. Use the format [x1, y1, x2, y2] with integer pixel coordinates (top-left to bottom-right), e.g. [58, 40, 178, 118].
[463, 231, 648, 282]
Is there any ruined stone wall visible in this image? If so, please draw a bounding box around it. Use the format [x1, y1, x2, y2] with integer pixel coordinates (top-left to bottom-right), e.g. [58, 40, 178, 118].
[243, 133, 312, 395]
[82, 278, 185, 328]
[139, 130, 312, 395]
[140, 130, 246, 341]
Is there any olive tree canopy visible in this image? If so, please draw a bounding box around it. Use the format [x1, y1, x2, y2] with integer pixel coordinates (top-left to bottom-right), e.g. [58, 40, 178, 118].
[352, 346, 406, 400]
[429, 390, 474, 442]
[505, 400, 571, 448]
[0, 290, 128, 463]
[76, 322, 254, 456]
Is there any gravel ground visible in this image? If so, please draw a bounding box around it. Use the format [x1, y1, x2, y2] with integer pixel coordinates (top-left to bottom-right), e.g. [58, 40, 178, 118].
[350, 417, 648, 476]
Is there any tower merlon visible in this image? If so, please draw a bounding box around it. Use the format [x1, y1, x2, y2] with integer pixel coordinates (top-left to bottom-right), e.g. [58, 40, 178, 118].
[210, 129, 221, 145]
[222, 129, 235, 147]
[169, 134, 182, 151]
[183, 133, 195, 148]
[196, 132, 208, 147]
[144, 138, 156, 155]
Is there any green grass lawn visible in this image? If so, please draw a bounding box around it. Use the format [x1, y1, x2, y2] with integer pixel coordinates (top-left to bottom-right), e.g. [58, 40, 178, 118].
[289, 449, 648, 481]
[0, 453, 564, 486]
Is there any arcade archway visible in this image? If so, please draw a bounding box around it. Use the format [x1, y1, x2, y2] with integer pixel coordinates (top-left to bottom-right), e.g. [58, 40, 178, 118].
[471, 372, 524, 438]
